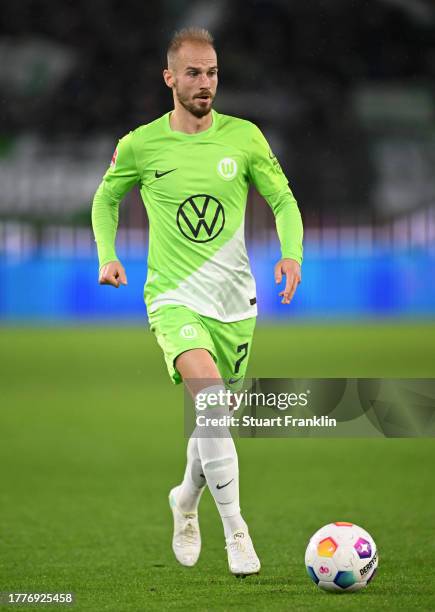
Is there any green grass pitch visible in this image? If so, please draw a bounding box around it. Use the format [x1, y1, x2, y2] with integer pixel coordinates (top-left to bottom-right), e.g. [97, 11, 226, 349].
[1, 322, 435, 611]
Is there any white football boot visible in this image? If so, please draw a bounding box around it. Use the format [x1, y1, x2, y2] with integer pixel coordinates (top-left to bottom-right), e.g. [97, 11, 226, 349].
[169, 486, 201, 567]
[225, 530, 261, 577]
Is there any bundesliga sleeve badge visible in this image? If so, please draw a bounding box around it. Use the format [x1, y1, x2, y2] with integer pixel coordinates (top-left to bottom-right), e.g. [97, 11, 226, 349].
[110, 147, 118, 168]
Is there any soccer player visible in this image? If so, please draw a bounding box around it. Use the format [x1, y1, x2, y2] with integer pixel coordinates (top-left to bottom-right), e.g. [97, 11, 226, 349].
[91, 27, 303, 576]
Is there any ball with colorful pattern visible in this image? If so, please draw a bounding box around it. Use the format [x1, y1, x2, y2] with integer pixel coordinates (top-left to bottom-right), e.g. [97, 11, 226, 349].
[305, 521, 378, 593]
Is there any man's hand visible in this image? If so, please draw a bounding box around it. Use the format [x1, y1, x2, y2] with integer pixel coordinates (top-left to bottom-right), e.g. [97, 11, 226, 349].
[98, 260, 128, 288]
[274, 258, 301, 304]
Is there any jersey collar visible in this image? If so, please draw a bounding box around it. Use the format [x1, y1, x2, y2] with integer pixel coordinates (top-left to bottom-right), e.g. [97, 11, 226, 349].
[165, 109, 218, 139]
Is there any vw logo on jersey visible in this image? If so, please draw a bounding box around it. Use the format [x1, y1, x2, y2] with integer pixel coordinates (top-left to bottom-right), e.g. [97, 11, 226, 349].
[180, 325, 198, 339]
[177, 194, 225, 243]
[217, 157, 237, 180]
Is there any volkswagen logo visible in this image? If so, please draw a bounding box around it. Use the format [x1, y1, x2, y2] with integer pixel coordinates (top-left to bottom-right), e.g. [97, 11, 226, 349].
[176, 194, 225, 243]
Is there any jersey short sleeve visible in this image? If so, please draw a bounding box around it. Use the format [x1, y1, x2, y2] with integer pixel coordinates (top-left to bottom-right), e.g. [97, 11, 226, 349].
[248, 124, 289, 197]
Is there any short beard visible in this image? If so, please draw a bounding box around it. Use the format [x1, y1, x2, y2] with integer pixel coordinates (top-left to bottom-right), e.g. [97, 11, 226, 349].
[175, 87, 213, 119]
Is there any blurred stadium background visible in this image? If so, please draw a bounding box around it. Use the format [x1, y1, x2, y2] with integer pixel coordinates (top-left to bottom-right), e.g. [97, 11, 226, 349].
[1, 0, 435, 321]
[2, 3, 435, 609]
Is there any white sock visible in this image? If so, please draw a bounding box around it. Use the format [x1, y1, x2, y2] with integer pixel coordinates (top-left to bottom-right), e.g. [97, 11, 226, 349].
[176, 436, 206, 513]
[194, 384, 247, 538]
[222, 514, 248, 539]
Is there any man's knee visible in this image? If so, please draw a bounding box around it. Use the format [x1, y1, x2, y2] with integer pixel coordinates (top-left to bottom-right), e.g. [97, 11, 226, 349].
[176, 348, 216, 374]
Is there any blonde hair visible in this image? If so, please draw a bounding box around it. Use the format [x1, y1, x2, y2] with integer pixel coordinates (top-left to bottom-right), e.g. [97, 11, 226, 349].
[167, 27, 215, 67]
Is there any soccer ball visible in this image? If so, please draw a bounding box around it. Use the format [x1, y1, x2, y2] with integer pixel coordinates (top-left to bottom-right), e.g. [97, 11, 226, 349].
[305, 522, 378, 592]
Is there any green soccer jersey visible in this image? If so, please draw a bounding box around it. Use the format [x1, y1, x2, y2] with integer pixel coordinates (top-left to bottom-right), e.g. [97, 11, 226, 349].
[92, 110, 303, 322]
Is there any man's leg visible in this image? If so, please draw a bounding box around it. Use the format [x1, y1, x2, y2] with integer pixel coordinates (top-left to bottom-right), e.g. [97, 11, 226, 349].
[176, 348, 260, 575]
[176, 350, 246, 534]
[149, 306, 258, 573]
[174, 436, 206, 513]
[171, 349, 215, 514]
[168, 432, 205, 567]
[149, 307, 214, 567]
